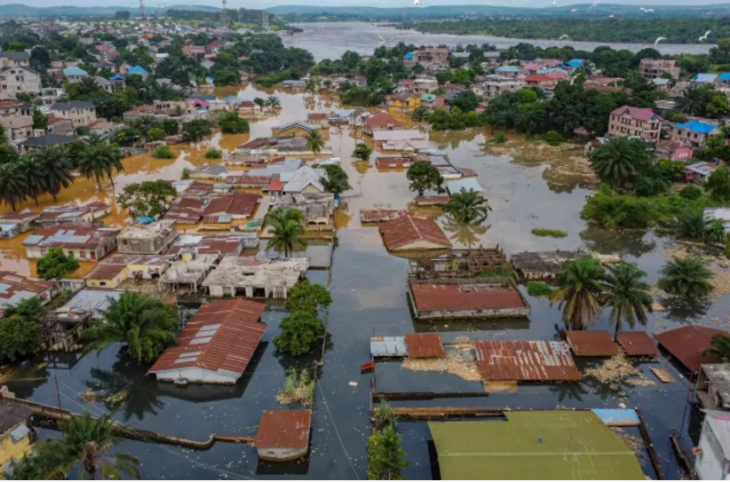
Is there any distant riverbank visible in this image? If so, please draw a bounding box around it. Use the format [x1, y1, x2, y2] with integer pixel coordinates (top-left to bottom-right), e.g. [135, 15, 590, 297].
[283, 21, 712, 61]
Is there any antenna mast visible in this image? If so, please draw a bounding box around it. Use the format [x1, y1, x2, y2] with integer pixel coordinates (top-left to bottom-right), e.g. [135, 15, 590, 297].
[262, 11, 270, 32]
[140, 0, 146, 20]
[221, 0, 228, 29]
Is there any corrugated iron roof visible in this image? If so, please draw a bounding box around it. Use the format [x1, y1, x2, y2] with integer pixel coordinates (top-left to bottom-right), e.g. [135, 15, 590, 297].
[405, 333, 446, 358]
[360, 209, 408, 223]
[23, 226, 119, 249]
[475, 340, 581, 381]
[255, 409, 311, 449]
[566, 331, 618, 357]
[654, 325, 727, 371]
[411, 283, 525, 311]
[370, 336, 408, 357]
[379, 215, 451, 251]
[616, 331, 660, 357]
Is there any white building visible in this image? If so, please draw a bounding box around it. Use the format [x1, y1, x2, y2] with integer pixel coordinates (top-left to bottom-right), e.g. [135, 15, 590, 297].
[696, 409, 730, 480]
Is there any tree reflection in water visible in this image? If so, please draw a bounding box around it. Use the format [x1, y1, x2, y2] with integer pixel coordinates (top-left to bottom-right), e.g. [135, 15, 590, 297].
[442, 219, 489, 250]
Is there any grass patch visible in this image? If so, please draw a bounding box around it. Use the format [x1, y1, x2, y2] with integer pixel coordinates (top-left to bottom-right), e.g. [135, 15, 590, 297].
[527, 281, 554, 297]
[476, 268, 515, 278]
[531, 228, 568, 238]
[374, 399, 398, 429]
[276, 369, 315, 406]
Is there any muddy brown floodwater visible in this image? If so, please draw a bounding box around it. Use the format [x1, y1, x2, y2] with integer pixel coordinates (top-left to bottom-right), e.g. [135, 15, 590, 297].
[2, 83, 721, 480]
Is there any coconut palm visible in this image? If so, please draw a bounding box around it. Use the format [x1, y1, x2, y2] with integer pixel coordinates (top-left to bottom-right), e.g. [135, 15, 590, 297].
[588, 136, 651, 188]
[18, 157, 45, 206]
[600, 261, 653, 337]
[671, 208, 712, 241]
[658, 256, 713, 298]
[677, 84, 709, 116]
[32, 145, 74, 202]
[305, 129, 325, 155]
[79, 138, 124, 189]
[703, 334, 730, 362]
[266, 95, 281, 110]
[0, 163, 27, 211]
[443, 189, 491, 224]
[266, 208, 307, 258]
[82, 292, 179, 364]
[549, 255, 605, 330]
[411, 106, 429, 122]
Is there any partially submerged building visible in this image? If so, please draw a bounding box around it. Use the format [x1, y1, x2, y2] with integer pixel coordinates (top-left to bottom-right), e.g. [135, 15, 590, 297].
[696, 409, 730, 480]
[271, 193, 335, 230]
[117, 220, 179, 255]
[475, 340, 581, 381]
[163, 197, 206, 224]
[160, 253, 219, 292]
[379, 215, 451, 251]
[0, 212, 40, 239]
[148, 299, 266, 384]
[655, 325, 728, 372]
[697, 364, 730, 410]
[35, 202, 111, 227]
[0, 400, 34, 471]
[566, 331, 618, 357]
[202, 256, 308, 299]
[23, 226, 120, 261]
[511, 250, 585, 279]
[408, 247, 508, 280]
[202, 193, 261, 222]
[0, 272, 53, 315]
[255, 410, 312, 461]
[166, 233, 256, 258]
[408, 279, 530, 319]
[84, 254, 173, 289]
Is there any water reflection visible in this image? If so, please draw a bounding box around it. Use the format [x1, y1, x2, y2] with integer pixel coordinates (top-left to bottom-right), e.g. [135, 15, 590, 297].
[442, 219, 489, 250]
[581, 227, 658, 258]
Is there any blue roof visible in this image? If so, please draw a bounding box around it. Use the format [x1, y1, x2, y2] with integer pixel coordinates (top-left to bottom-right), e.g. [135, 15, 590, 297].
[591, 409, 640, 427]
[128, 65, 148, 75]
[63, 66, 87, 76]
[565, 59, 584, 68]
[224, 95, 238, 102]
[721, 73, 730, 82]
[495, 65, 520, 72]
[110, 74, 124, 81]
[136, 216, 155, 224]
[694, 73, 718, 83]
[403, 52, 415, 60]
[421, 93, 436, 101]
[206, 76, 214, 85]
[677, 120, 717, 134]
[537, 68, 570, 75]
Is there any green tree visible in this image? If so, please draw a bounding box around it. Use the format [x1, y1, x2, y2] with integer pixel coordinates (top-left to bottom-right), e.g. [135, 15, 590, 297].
[544, 130, 564, 145]
[703, 334, 730, 361]
[322, 164, 351, 195]
[36, 247, 80, 280]
[353, 143, 373, 161]
[677, 84, 711, 115]
[218, 111, 250, 134]
[162, 119, 179, 136]
[411, 106, 429, 122]
[32, 145, 74, 202]
[305, 129, 325, 155]
[671, 208, 713, 241]
[707, 167, 730, 202]
[589, 137, 651, 188]
[1, 297, 44, 321]
[205, 148, 223, 159]
[0, 316, 41, 363]
[659, 256, 713, 298]
[82, 292, 178, 364]
[406, 160, 444, 196]
[273, 309, 325, 356]
[117, 180, 177, 219]
[266, 95, 281, 109]
[152, 145, 175, 159]
[0, 144, 19, 164]
[600, 262, 653, 337]
[182, 119, 213, 142]
[78, 140, 124, 189]
[147, 127, 165, 141]
[549, 255, 605, 330]
[285, 279, 333, 312]
[266, 208, 307, 257]
[32, 108, 47, 130]
[367, 426, 409, 480]
[443, 188, 491, 223]
[680, 184, 703, 200]
[0, 162, 27, 211]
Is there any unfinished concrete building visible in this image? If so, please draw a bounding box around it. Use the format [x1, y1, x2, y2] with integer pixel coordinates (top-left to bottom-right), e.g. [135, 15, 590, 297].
[696, 364, 730, 410]
[202, 256, 309, 298]
[159, 254, 219, 291]
[271, 193, 334, 229]
[117, 220, 179, 255]
[511, 250, 585, 280]
[409, 247, 508, 280]
[41, 308, 94, 351]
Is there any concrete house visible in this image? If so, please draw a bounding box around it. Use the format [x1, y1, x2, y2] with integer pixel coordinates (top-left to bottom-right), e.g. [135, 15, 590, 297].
[482, 75, 526, 99]
[117, 220, 179, 255]
[671, 120, 721, 148]
[23, 226, 120, 261]
[385, 93, 421, 116]
[696, 364, 730, 410]
[202, 256, 308, 298]
[49, 101, 97, 128]
[84, 254, 172, 288]
[0, 272, 53, 314]
[0, 212, 40, 239]
[608, 105, 662, 143]
[639, 58, 680, 79]
[0, 110, 33, 143]
[148, 299, 267, 384]
[0, 66, 41, 99]
[62, 66, 88, 83]
[271, 121, 318, 138]
[696, 409, 730, 480]
[0, 400, 34, 471]
[363, 112, 404, 136]
[255, 410, 312, 461]
[379, 215, 452, 251]
[0, 52, 30, 68]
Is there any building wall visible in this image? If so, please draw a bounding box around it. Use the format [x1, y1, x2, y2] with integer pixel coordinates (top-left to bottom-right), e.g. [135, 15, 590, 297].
[257, 446, 308, 462]
[52, 107, 97, 128]
[696, 420, 728, 480]
[272, 126, 312, 138]
[153, 367, 238, 384]
[671, 128, 715, 147]
[86, 271, 127, 289]
[608, 114, 661, 142]
[0, 68, 41, 98]
[0, 428, 32, 470]
[26, 243, 113, 261]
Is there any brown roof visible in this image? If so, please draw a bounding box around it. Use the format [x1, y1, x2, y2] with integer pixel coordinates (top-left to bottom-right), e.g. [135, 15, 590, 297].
[0, 400, 32, 435]
[149, 299, 266, 376]
[203, 193, 260, 217]
[364, 112, 404, 129]
[307, 112, 327, 120]
[654, 326, 728, 371]
[379, 215, 451, 250]
[360, 209, 408, 223]
[405, 333, 446, 358]
[255, 410, 311, 449]
[566, 331, 619, 357]
[375, 157, 412, 168]
[415, 195, 451, 206]
[84, 263, 127, 280]
[475, 340, 581, 382]
[411, 283, 525, 312]
[239, 137, 276, 149]
[0, 271, 52, 305]
[164, 197, 206, 223]
[166, 234, 246, 257]
[225, 175, 272, 186]
[617, 331, 660, 357]
[23, 226, 120, 249]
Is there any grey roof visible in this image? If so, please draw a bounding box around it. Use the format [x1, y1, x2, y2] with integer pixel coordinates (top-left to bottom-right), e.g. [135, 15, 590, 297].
[0, 52, 30, 61]
[63, 288, 124, 320]
[190, 94, 216, 101]
[192, 164, 228, 176]
[94, 76, 112, 86]
[0, 65, 39, 75]
[283, 166, 325, 193]
[247, 157, 302, 177]
[370, 336, 408, 357]
[446, 178, 485, 194]
[19, 134, 76, 148]
[50, 101, 95, 111]
[0, 400, 31, 435]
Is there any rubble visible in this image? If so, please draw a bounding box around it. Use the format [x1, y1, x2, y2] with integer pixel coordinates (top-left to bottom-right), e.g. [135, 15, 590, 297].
[402, 339, 481, 382]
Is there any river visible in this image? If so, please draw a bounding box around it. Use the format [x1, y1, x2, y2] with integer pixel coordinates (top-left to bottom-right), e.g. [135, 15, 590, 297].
[0, 81, 721, 479]
[283, 21, 713, 61]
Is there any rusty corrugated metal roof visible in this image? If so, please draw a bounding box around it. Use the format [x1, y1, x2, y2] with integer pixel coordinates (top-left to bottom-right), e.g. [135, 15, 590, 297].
[406, 333, 446, 358]
[475, 340, 581, 382]
[566, 331, 618, 357]
[411, 283, 525, 311]
[370, 336, 408, 357]
[379, 215, 451, 251]
[617, 331, 660, 357]
[255, 409, 311, 449]
[654, 326, 727, 371]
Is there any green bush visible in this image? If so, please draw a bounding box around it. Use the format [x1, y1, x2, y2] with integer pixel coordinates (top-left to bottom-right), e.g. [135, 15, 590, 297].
[527, 281, 554, 297]
[205, 148, 223, 159]
[152, 145, 175, 159]
[489, 133, 508, 143]
[531, 228, 567, 238]
[680, 185, 703, 200]
[544, 130, 565, 145]
[476, 268, 514, 278]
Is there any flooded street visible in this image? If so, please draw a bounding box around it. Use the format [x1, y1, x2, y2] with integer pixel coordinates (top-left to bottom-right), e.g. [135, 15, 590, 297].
[2, 82, 723, 479]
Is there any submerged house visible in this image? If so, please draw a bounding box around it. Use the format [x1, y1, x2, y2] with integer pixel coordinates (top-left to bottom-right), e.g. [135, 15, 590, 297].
[0, 212, 40, 239]
[271, 193, 335, 230]
[379, 215, 451, 251]
[697, 364, 730, 410]
[255, 410, 312, 462]
[117, 220, 179, 255]
[35, 202, 111, 227]
[0, 400, 34, 471]
[511, 250, 585, 279]
[23, 226, 120, 261]
[202, 256, 308, 299]
[148, 299, 267, 385]
[84, 254, 173, 289]
[0, 272, 53, 315]
[654, 325, 728, 372]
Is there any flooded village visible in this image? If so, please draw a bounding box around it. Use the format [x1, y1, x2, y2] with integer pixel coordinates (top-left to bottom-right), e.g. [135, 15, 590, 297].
[0, 12, 730, 481]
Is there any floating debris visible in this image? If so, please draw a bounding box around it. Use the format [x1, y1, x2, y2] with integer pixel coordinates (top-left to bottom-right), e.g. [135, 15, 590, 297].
[402, 340, 481, 382]
[584, 350, 655, 389]
[611, 427, 647, 466]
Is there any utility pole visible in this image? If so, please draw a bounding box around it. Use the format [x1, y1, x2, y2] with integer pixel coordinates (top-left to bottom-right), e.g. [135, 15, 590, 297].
[221, 0, 228, 30]
[261, 11, 270, 32]
[140, 0, 146, 20]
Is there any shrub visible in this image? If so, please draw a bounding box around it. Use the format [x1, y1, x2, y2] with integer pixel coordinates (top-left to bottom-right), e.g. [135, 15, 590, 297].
[527, 281, 554, 297]
[276, 369, 314, 406]
[205, 148, 222, 159]
[181, 168, 191, 180]
[152, 145, 175, 159]
[489, 133, 508, 143]
[679, 184, 703, 200]
[36, 248, 80, 280]
[476, 268, 514, 278]
[544, 130, 564, 145]
[531, 228, 567, 238]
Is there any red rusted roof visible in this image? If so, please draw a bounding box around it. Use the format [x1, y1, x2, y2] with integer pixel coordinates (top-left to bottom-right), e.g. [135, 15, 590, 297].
[364, 112, 404, 129]
[375, 157, 412, 168]
[415, 195, 451, 206]
[268, 180, 284, 192]
[255, 410, 311, 449]
[0, 272, 52, 304]
[405, 333, 446, 358]
[654, 326, 728, 371]
[475, 340, 581, 382]
[225, 175, 272, 186]
[84, 263, 127, 280]
[166, 234, 246, 256]
[566, 331, 618, 357]
[617, 331, 660, 357]
[379, 215, 451, 250]
[149, 299, 266, 377]
[164, 197, 206, 223]
[410, 283, 525, 311]
[203, 193, 260, 217]
[23, 226, 120, 249]
[360, 209, 408, 223]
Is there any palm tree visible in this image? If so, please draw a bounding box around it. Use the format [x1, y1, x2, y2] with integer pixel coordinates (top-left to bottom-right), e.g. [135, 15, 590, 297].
[703, 334, 730, 361]
[0, 163, 27, 211]
[82, 292, 179, 364]
[677, 84, 709, 116]
[32, 145, 74, 202]
[658, 256, 713, 298]
[266, 208, 307, 258]
[411, 106, 429, 122]
[1, 297, 44, 320]
[305, 129, 325, 155]
[549, 255, 605, 330]
[18, 157, 45, 206]
[588, 136, 651, 188]
[266, 95, 281, 110]
[305, 79, 319, 95]
[600, 262, 653, 337]
[79, 139, 124, 189]
[671, 208, 712, 241]
[443, 189, 491, 224]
